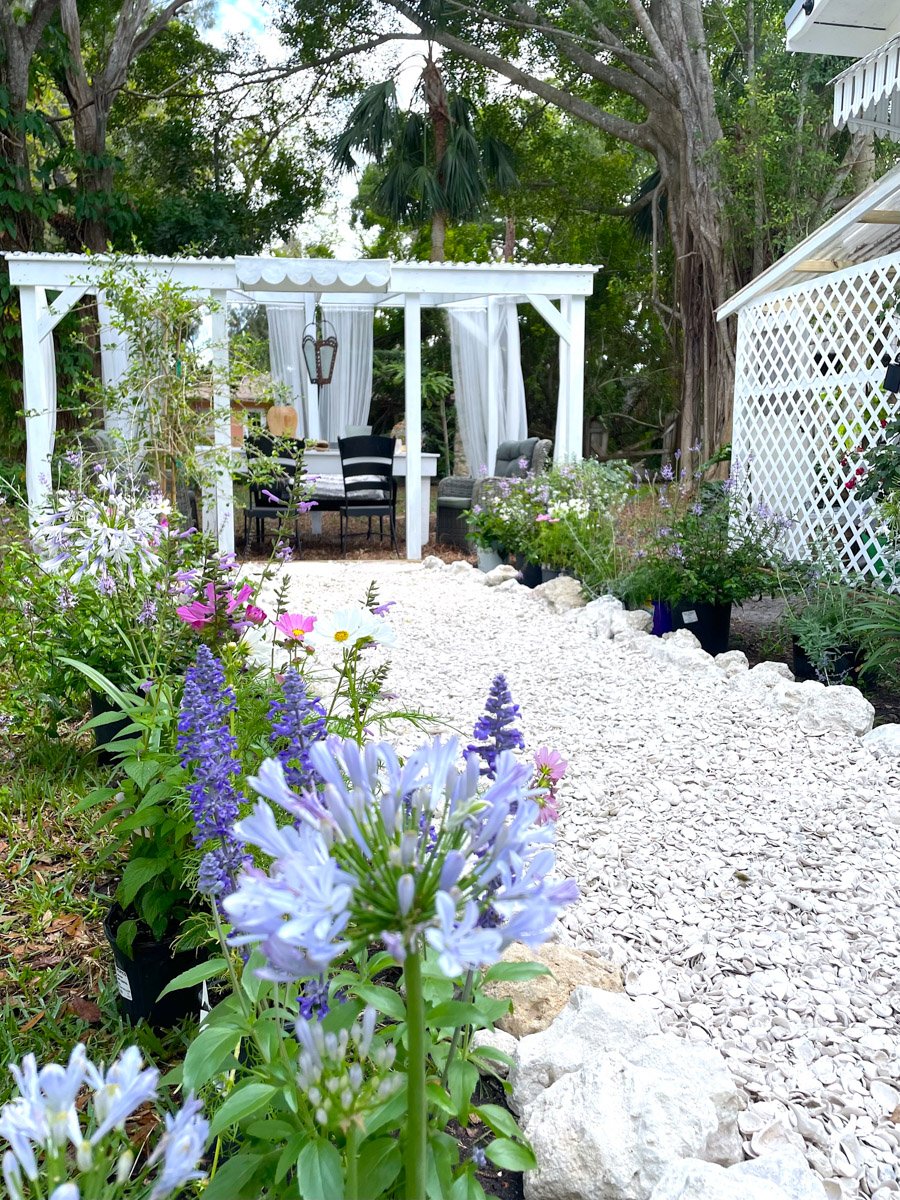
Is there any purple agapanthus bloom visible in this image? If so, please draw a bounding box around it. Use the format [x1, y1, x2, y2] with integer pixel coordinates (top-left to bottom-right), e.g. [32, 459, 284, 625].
[467, 674, 526, 778]
[178, 647, 245, 898]
[660, 463, 674, 481]
[268, 669, 327, 791]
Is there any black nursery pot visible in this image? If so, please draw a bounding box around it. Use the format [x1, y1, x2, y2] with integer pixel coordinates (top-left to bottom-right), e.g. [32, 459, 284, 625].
[104, 905, 206, 1028]
[672, 601, 732, 657]
[90, 692, 132, 764]
[792, 638, 860, 684]
[514, 554, 543, 589]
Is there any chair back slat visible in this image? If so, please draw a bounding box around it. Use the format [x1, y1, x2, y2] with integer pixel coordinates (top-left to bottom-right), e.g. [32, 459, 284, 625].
[338, 436, 396, 498]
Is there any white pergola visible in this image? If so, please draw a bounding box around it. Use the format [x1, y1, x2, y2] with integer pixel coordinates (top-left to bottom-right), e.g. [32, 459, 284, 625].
[718, 163, 900, 577]
[5, 253, 597, 560]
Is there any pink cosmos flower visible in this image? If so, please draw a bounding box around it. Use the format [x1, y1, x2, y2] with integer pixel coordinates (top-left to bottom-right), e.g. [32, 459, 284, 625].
[226, 584, 254, 614]
[535, 513, 559, 524]
[245, 604, 268, 624]
[534, 746, 568, 783]
[274, 612, 317, 641]
[177, 582, 218, 629]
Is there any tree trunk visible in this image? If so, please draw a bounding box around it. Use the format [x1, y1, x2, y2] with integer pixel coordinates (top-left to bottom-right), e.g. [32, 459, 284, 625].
[430, 209, 447, 261]
[422, 54, 450, 261]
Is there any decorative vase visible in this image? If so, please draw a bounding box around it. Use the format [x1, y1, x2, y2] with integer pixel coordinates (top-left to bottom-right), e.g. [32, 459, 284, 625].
[266, 404, 299, 438]
[477, 548, 503, 572]
[651, 600, 674, 637]
[104, 905, 206, 1028]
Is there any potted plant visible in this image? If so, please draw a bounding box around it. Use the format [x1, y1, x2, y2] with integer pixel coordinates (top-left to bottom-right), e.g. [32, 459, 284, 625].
[615, 455, 791, 656]
[781, 569, 865, 684]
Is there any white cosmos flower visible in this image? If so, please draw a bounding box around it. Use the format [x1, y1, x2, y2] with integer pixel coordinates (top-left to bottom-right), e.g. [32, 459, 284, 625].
[308, 607, 395, 651]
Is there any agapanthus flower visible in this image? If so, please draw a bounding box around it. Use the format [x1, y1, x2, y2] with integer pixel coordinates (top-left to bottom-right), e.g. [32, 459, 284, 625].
[660, 463, 674, 481]
[268, 669, 327, 790]
[468, 674, 526, 778]
[225, 735, 576, 983]
[177, 647, 245, 898]
[146, 1095, 208, 1200]
[294, 1007, 399, 1133]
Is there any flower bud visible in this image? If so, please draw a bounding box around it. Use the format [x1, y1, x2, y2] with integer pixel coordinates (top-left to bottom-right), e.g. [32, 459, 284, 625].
[397, 873, 415, 916]
[2, 1152, 24, 1200]
[341, 1088, 353, 1110]
[399, 832, 418, 867]
[115, 1149, 134, 1184]
[77, 1139, 93, 1171]
[316, 1107, 328, 1126]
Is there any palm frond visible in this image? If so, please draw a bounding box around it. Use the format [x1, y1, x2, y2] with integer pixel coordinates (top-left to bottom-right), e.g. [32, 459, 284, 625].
[331, 79, 399, 170]
[480, 134, 518, 191]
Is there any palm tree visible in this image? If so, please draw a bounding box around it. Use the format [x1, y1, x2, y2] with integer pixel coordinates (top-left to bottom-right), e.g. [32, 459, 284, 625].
[332, 54, 518, 261]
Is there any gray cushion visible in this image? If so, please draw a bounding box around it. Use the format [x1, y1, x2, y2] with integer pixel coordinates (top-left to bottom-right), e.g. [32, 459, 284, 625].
[495, 437, 540, 478]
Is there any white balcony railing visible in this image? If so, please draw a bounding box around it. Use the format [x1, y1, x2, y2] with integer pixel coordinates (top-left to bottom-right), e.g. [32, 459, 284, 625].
[833, 34, 900, 141]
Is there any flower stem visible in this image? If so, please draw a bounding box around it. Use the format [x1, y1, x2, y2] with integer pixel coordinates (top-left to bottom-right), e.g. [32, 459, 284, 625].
[345, 1124, 360, 1200]
[403, 949, 427, 1200]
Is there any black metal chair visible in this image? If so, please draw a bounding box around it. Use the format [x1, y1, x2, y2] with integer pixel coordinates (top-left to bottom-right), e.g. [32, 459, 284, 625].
[242, 433, 302, 550]
[338, 435, 398, 554]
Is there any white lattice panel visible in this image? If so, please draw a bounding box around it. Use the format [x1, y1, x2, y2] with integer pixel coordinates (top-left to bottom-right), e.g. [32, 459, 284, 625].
[733, 254, 900, 580]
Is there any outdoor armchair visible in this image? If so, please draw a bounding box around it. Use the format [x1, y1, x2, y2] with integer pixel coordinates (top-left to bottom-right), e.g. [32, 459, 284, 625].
[436, 437, 553, 548]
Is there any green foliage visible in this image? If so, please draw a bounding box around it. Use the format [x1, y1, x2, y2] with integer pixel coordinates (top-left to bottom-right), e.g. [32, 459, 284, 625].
[782, 571, 866, 684]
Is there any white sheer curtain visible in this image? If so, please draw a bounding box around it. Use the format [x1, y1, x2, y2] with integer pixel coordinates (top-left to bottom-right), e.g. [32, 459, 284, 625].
[449, 300, 527, 474]
[318, 304, 374, 441]
[266, 306, 311, 436]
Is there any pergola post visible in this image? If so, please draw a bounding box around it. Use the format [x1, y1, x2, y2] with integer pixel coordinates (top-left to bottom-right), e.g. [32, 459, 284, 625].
[404, 293, 423, 559]
[209, 290, 234, 553]
[564, 295, 586, 459]
[20, 285, 54, 518]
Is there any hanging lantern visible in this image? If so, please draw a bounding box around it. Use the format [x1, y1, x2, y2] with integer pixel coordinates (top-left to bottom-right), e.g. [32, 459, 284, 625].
[302, 316, 338, 386]
[882, 354, 900, 394]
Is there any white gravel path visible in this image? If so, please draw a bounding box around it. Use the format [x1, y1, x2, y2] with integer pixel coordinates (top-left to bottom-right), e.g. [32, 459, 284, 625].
[256, 559, 900, 1200]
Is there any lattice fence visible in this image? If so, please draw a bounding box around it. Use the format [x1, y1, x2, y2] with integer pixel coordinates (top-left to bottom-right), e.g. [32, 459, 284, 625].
[732, 254, 900, 580]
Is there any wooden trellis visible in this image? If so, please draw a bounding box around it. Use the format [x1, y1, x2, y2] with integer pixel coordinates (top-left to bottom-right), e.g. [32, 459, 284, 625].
[732, 254, 900, 579]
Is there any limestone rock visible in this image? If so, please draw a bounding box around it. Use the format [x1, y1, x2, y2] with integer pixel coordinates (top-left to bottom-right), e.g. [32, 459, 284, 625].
[624, 607, 653, 633]
[510, 986, 658, 1113]
[730, 1146, 829, 1200]
[863, 722, 900, 757]
[447, 558, 474, 574]
[662, 628, 701, 651]
[749, 660, 794, 683]
[804, 683, 875, 737]
[649, 1159, 789, 1200]
[486, 942, 623, 1039]
[522, 1036, 743, 1200]
[496, 577, 521, 592]
[470, 1027, 518, 1077]
[715, 650, 749, 677]
[422, 555, 445, 569]
[534, 575, 586, 612]
[483, 563, 519, 587]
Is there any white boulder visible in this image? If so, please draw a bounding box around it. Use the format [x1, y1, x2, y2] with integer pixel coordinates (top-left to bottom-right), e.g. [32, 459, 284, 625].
[650, 1147, 828, 1200]
[534, 575, 586, 612]
[714, 650, 749, 677]
[804, 683, 874, 737]
[522, 1038, 743, 1200]
[421, 554, 445, 569]
[510, 986, 658, 1113]
[863, 722, 900, 757]
[483, 563, 519, 587]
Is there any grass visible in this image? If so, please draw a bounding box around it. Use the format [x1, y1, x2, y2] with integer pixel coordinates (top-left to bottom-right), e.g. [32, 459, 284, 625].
[0, 729, 194, 1103]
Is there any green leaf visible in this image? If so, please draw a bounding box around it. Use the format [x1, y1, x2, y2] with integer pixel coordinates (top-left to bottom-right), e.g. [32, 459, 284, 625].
[210, 1083, 278, 1137]
[73, 786, 116, 814]
[424, 1000, 491, 1029]
[356, 1137, 402, 1200]
[115, 919, 138, 956]
[124, 756, 161, 791]
[448, 1059, 479, 1118]
[157, 958, 228, 999]
[364, 1083, 407, 1136]
[449, 1174, 487, 1200]
[351, 983, 406, 1022]
[117, 856, 169, 909]
[182, 1024, 242, 1092]
[275, 1132, 306, 1184]
[425, 1081, 456, 1115]
[482, 961, 551, 984]
[474, 1105, 524, 1141]
[297, 1139, 344, 1200]
[469, 1045, 516, 1073]
[484, 1139, 537, 1172]
[202, 1153, 267, 1200]
[246, 1118, 297, 1142]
